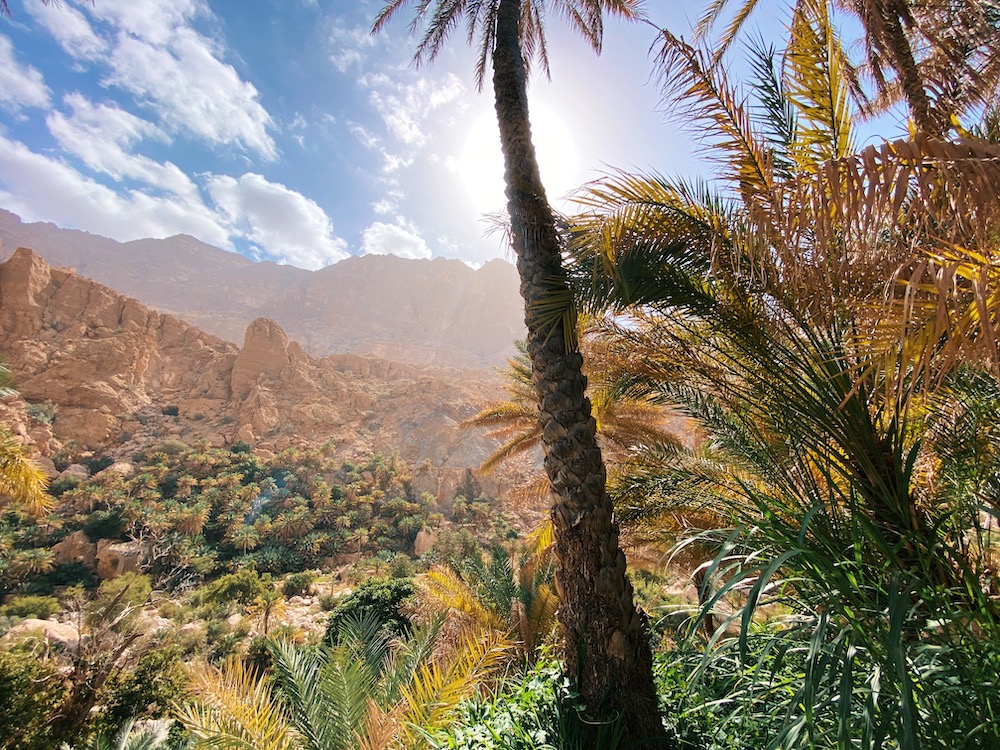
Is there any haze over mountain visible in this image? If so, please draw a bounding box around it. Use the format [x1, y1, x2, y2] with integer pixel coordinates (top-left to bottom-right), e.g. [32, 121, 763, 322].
[0, 248, 507, 485]
[0, 210, 525, 369]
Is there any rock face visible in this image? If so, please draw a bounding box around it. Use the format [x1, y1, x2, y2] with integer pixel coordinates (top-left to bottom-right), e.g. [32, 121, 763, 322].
[0, 249, 504, 481]
[0, 209, 525, 368]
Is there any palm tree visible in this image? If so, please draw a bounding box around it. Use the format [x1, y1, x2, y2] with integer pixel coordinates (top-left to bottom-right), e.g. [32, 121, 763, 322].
[693, 0, 1000, 136]
[178, 615, 507, 750]
[465, 338, 682, 505]
[372, 2, 665, 739]
[567, 3, 1000, 743]
[421, 542, 558, 663]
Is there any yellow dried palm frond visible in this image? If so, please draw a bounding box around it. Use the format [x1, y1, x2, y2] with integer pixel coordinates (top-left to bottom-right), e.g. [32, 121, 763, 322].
[656, 30, 777, 209]
[420, 567, 506, 631]
[0, 428, 52, 516]
[479, 430, 541, 475]
[398, 627, 509, 743]
[178, 657, 295, 750]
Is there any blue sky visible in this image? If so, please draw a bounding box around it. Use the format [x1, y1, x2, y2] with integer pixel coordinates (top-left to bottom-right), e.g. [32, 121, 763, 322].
[0, 1, 904, 270]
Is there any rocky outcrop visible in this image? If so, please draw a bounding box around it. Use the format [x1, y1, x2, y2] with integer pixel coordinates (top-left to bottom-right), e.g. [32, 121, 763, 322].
[96, 540, 143, 579]
[0, 249, 509, 481]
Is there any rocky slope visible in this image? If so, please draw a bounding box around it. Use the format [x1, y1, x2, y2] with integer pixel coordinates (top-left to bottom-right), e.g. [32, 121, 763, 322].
[0, 248, 503, 478]
[0, 210, 525, 368]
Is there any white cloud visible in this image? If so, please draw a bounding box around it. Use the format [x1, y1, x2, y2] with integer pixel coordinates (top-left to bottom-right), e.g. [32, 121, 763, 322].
[206, 173, 348, 270]
[28, 0, 277, 159]
[361, 220, 431, 260]
[47, 93, 200, 199]
[371, 199, 395, 214]
[87, 0, 204, 47]
[364, 73, 466, 148]
[24, 1, 107, 60]
[0, 134, 231, 248]
[0, 35, 51, 111]
[328, 22, 375, 74]
[104, 27, 276, 159]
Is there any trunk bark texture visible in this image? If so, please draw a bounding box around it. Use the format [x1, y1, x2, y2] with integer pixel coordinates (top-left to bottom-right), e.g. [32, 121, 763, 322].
[491, 0, 665, 744]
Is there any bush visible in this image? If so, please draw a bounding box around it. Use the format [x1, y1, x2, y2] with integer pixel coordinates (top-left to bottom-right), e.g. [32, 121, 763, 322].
[0, 595, 60, 620]
[196, 569, 269, 607]
[282, 571, 317, 598]
[161, 405, 180, 417]
[324, 576, 414, 643]
[0, 649, 68, 750]
[92, 646, 188, 738]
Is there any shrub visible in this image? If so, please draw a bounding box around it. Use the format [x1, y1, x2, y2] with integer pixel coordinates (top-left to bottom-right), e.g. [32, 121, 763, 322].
[282, 571, 317, 598]
[0, 649, 68, 750]
[161, 405, 179, 417]
[0, 595, 60, 620]
[92, 646, 188, 738]
[196, 569, 269, 607]
[324, 576, 414, 643]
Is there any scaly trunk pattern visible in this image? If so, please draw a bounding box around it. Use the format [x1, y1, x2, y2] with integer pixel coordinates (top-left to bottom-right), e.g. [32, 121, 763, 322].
[491, 0, 665, 743]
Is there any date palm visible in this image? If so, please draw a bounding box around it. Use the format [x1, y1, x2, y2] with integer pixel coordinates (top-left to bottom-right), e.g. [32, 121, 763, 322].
[372, 2, 664, 740]
[0, 427, 51, 516]
[694, 0, 1000, 135]
[568, 2, 1000, 743]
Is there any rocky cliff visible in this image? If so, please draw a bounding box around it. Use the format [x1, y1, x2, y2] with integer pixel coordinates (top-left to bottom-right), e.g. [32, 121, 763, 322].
[0, 248, 501, 474]
[0, 210, 525, 368]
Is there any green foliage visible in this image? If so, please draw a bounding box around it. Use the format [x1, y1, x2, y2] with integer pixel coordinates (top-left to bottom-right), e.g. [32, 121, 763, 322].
[83, 509, 126, 542]
[429, 658, 623, 750]
[25, 400, 56, 425]
[281, 570, 316, 598]
[0, 649, 68, 750]
[160, 405, 180, 417]
[324, 576, 414, 643]
[195, 568, 269, 607]
[0, 594, 60, 619]
[92, 646, 189, 739]
[86, 573, 151, 631]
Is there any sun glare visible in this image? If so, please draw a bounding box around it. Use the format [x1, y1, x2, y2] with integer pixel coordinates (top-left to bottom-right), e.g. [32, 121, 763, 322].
[458, 104, 581, 218]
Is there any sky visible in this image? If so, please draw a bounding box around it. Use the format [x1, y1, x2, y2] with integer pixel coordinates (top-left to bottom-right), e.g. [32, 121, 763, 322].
[0, 1, 902, 270]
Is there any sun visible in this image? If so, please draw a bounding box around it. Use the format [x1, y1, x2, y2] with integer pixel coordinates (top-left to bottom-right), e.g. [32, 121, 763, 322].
[457, 103, 581, 218]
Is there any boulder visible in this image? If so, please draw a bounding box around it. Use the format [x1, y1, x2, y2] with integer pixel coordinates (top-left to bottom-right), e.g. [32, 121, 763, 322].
[95, 541, 142, 579]
[51, 529, 97, 568]
[413, 529, 437, 557]
[2, 618, 80, 649]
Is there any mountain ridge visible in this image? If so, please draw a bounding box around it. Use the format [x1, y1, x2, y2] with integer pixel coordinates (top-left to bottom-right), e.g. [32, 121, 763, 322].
[0, 209, 525, 368]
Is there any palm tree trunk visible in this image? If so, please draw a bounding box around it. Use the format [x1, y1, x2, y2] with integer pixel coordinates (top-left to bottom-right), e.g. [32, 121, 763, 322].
[492, 0, 664, 742]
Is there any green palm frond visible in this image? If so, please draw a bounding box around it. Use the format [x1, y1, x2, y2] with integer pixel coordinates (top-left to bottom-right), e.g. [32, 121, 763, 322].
[422, 567, 506, 631]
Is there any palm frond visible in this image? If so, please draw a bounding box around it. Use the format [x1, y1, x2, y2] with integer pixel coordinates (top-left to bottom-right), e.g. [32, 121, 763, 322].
[0, 427, 52, 515]
[178, 657, 295, 750]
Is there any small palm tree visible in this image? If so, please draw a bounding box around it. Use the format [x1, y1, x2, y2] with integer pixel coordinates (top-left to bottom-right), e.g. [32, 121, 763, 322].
[178, 614, 507, 750]
[421, 542, 557, 663]
[59, 719, 173, 750]
[246, 587, 287, 636]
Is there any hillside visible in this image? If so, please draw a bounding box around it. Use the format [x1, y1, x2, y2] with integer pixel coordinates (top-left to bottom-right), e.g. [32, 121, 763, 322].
[0, 209, 525, 368]
[0, 249, 508, 487]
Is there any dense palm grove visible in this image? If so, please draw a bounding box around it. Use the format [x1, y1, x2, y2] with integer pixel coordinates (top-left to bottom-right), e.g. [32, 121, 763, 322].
[3, 0, 1000, 747]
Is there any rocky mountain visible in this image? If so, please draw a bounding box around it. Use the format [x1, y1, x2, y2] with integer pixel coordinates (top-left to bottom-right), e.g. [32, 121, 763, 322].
[0, 209, 525, 368]
[0, 248, 506, 481]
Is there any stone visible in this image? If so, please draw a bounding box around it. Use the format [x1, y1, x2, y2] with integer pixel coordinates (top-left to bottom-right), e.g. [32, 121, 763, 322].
[2, 618, 80, 650]
[96, 541, 142, 579]
[51, 530, 97, 568]
[413, 529, 437, 557]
